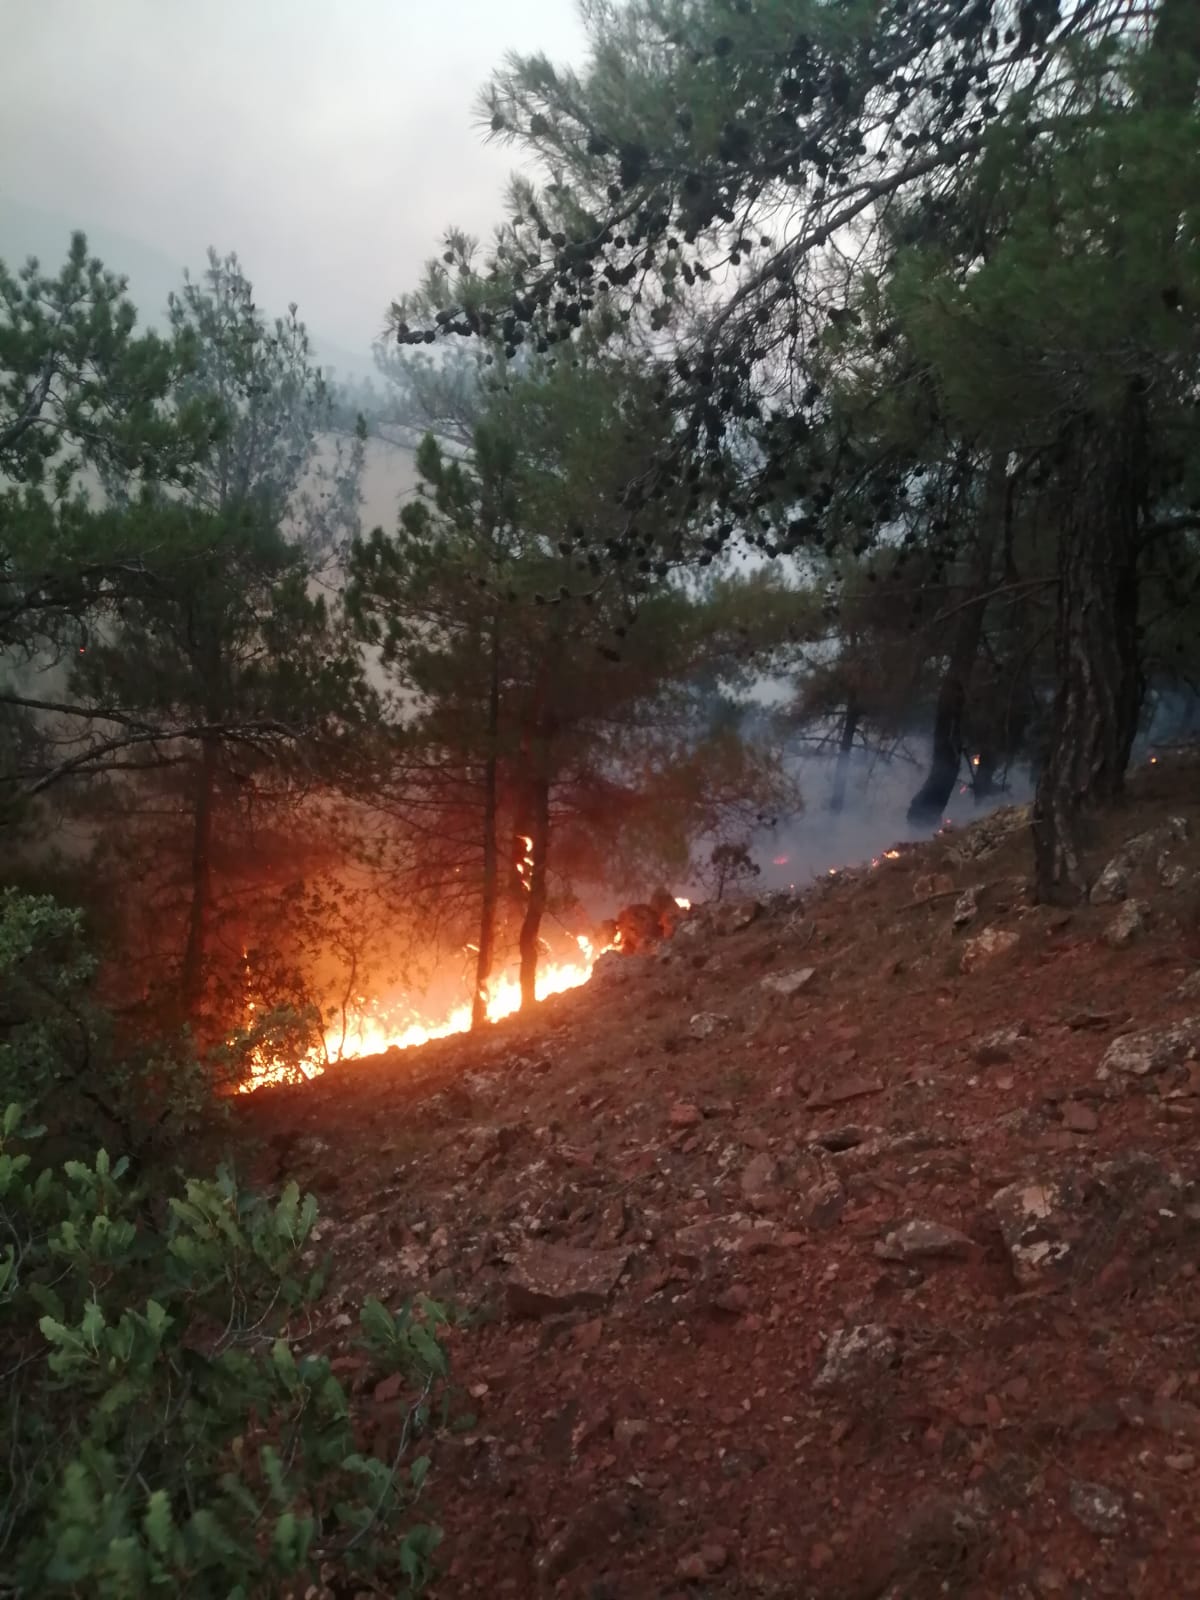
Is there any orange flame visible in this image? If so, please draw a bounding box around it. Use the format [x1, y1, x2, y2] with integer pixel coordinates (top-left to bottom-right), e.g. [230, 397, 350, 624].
[237, 937, 613, 1093]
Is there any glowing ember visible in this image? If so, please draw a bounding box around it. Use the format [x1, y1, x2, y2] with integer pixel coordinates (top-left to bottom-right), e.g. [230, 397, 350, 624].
[772, 855, 790, 866]
[674, 896, 692, 910]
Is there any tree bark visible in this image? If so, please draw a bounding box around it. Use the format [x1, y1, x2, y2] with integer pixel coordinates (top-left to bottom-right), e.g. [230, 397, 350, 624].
[471, 618, 502, 1030]
[829, 697, 859, 813]
[518, 763, 551, 1011]
[1032, 400, 1146, 900]
[907, 453, 1007, 825]
[1031, 0, 1197, 900]
[181, 732, 219, 1014]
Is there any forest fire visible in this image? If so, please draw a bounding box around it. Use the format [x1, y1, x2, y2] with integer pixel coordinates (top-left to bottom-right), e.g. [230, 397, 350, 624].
[237, 938, 612, 1093]
[237, 892, 696, 1092]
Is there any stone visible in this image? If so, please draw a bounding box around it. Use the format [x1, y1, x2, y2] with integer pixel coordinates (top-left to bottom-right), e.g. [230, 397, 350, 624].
[740, 1152, 781, 1205]
[807, 1071, 884, 1110]
[1061, 1101, 1099, 1133]
[714, 899, 761, 935]
[1100, 1017, 1200, 1079]
[990, 1179, 1075, 1286]
[507, 1243, 629, 1318]
[793, 1156, 847, 1229]
[1068, 1480, 1126, 1537]
[760, 966, 816, 997]
[1103, 899, 1149, 948]
[972, 1022, 1032, 1065]
[960, 927, 1020, 973]
[1160, 856, 1189, 889]
[1089, 855, 1130, 905]
[690, 1011, 732, 1040]
[668, 1101, 704, 1128]
[713, 1283, 752, 1314]
[952, 886, 980, 929]
[536, 1493, 643, 1581]
[814, 1323, 899, 1392]
[875, 1219, 974, 1263]
[671, 1214, 777, 1265]
[612, 1417, 649, 1448]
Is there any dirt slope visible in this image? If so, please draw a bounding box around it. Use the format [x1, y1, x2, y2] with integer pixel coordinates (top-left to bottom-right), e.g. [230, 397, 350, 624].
[241, 761, 1200, 1600]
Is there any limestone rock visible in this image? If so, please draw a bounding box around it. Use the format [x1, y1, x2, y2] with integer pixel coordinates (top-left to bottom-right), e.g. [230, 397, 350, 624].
[1089, 856, 1130, 905]
[1099, 1017, 1200, 1079]
[814, 1323, 899, 1391]
[690, 1011, 732, 1040]
[807, 1071, 884, 1110]
[875, 1219, 974, 1263]
[1103, 899, 1149, 948]
[960, 927, 1020, 973]
[952, 886, 980, 929]
[990, 1178, 1075, 1286]
[1068, 1480, 1126, 1537]
[972, 1022, 1032, 1065]
[760, 966, 816, 998]
[507, 1243, 629, 1318]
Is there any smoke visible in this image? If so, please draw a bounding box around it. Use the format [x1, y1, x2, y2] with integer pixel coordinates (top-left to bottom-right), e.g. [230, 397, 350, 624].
[741, 735, 1036, 894]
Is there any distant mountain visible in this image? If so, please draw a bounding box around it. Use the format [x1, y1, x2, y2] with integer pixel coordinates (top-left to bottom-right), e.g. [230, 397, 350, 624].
[0, 194, 377, 387]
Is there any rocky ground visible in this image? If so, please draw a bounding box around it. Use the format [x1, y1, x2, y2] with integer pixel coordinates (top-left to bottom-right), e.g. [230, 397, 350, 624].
[241, 760, 1200, 1599]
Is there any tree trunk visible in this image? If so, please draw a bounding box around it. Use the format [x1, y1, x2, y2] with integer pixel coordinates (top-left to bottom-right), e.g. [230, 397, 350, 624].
[1032, 401, 1146, 901]
[471, 619, 502, 1030]
[907, 454, 1008, 826]
[1031, 0, 1197, 900]
[181, 732, 219, 1014]
[829, 698, 859, 814]
[518, 764, 551, 1010]
[905, 653, 974, 826]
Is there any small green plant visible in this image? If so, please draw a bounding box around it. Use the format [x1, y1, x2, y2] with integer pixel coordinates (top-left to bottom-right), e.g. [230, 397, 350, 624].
[0, 1103, 447, 1596]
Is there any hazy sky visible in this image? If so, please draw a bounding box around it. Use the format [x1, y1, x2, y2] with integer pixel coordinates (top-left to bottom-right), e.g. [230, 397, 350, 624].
[0, 0, 587, 360]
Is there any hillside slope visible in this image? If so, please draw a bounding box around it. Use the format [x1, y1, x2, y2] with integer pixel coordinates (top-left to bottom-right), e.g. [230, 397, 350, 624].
[242, 760, 1200, 1599]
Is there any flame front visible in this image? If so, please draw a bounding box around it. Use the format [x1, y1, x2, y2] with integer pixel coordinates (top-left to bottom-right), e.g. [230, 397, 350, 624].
[237, 938, 610, 1093]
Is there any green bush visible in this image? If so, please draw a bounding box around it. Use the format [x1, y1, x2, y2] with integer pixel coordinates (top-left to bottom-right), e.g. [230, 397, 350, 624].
[0, 1103, 448, 1597]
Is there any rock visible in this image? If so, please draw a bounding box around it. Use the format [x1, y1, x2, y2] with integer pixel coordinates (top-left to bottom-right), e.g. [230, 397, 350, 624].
[740, 1152, 781, 1206]
[807, 1071, 885, 1110]
[678, 1544, 728, 1580]
[1165, 1452, 1195, 1472]
[1161, 861, 1189, 890]
[669, 1101, 704, 1128]
[671, 1214, 777, 1265]
[537, 1492, 643, 1581]
[1068, 1480, 1126, 1537]
[760, 966, 816, 997]
[990, 1179, 1075, 1286]
[972, 1022, 1032, 1065]
[1116, 1395, 1200, 1443]
[960, 927, 1020, 973]
[1174, 972, 1200, 1001]
[1089, 855, 1130, 905]
[689, 1011, 732, 1040]
[714, 899, 761, 935]
[814, 1323, 899, 1392]
[612, 1417, 649, 1448]
[875, 1219, 974, 1263]
[952, 886, 980, 929]
[507, 1243, 629, 1318]
[713, 1283, 752, 1315]
[1103, 899, 1149, 947]
[792, 1154, 847, 1229]
[1061, 1101, 1099, 1133]
[1099, 1017, 1200, 1079]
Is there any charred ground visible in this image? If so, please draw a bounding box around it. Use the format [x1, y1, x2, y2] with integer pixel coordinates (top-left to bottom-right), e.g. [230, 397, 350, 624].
[241, 761, 1200, 1600]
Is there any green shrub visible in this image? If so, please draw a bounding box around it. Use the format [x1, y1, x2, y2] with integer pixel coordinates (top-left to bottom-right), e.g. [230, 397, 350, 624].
[0, 1103, 447, 1597]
